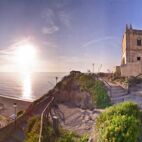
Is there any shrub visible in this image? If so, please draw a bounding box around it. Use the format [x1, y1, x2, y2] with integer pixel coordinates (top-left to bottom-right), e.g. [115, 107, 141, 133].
[97, 115, 140, 142]
[90, 80, 111, 108]
[24, 116, 40, 142]
[79, 74, 111, 108]
[17, 110, 24, 117]
[96, 102, 141, 142]
[77, 134, 89, 142]
[25, 115, 89, 142]
[57, 132, 76, 142]
[25, 116, 40, 134]
[96, 102, 140, 128]
[25, 132, 39, 142]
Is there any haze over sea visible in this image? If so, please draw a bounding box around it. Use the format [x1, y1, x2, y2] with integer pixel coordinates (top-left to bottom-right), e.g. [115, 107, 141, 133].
[0, 72, 68, 101]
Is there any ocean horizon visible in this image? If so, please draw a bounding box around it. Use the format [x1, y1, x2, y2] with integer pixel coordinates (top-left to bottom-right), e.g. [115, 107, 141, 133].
[0, 72, 69, 101]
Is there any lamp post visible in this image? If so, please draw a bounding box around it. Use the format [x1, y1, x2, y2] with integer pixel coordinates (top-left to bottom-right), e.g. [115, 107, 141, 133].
[13, 103, 17, 129]
[55, 77, 58, 85]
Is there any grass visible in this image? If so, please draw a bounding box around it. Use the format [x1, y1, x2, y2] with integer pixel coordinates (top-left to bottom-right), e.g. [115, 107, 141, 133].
[24, 115, 89, 142]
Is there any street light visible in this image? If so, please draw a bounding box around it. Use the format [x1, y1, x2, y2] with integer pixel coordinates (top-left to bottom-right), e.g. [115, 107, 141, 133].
[13, 103, 17, 129]
[55, 77, 58, 85]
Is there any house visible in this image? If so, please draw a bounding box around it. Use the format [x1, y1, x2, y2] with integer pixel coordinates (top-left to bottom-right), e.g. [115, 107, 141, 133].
[120, 25, 142, 77]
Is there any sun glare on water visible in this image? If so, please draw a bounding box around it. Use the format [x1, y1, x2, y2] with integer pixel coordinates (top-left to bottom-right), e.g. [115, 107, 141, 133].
[14, 41, 38, 100]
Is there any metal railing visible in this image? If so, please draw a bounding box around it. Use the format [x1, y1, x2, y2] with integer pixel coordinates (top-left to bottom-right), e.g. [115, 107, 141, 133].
[99, 78, 112, 97]
[39, 96, 54, 142]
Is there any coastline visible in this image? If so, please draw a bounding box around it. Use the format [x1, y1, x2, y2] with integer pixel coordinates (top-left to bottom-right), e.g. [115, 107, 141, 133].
[0, 94, 34, 102]
[0, 95, 32, 117]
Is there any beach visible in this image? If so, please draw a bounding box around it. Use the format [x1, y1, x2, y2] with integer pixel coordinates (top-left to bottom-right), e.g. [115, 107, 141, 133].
[0, 96, 31, 117]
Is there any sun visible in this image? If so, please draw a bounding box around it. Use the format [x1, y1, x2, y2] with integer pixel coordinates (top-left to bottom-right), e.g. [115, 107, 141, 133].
[14, 41, 37, 72]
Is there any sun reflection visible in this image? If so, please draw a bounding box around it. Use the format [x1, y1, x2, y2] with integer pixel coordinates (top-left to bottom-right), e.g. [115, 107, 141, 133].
[21, 72, 32, 100]
[12, 40, 38, 100]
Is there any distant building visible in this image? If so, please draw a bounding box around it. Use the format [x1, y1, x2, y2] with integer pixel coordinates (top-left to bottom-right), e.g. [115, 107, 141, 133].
[120, 24, 142, 77]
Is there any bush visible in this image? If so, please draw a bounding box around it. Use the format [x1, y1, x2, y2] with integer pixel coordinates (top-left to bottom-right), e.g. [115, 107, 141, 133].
[96, 102, 141, 142]
[96, 102, 140, 128]
[25, 116, 40, 134]
[97, 115, 140, 142]
[24, 116, 40, 142]
[77, 134, 89, 142]
[57, 131, 88, 142]
[57, 132, 76, 142]
[79, 74, 111, 108]
[17, 110, 24, 117]
[25, 115, 89, 142]
[90, 80, 111, 108]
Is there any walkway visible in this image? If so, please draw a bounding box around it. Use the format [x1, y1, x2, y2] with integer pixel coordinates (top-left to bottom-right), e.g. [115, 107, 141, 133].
[105, 81, 142, 108]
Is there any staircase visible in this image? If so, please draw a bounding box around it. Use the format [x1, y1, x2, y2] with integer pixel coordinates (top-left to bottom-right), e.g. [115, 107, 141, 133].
[109, 83, 128, 104]
[103, 81, 142, 109]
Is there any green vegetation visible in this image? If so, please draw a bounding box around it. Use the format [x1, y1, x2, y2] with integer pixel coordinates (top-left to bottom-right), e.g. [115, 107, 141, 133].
[24, 116, 40, 142]
[57, 131, 88, 142]
[17, 110, 24, 117]
[25, 115, 89, 142]
[95, 102, 141, 142]
[79, 74, 111, 108]
[56, 72, 111, 108]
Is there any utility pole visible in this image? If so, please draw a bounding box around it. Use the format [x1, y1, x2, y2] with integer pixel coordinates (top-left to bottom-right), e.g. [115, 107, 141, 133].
[92, 63, 94, 73]
[98, 64, 102, 73]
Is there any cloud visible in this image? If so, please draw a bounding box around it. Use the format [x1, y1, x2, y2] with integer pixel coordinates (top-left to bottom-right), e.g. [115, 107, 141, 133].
[82, 36, 120, 48]
[41, 9, 59, 34]
[59, 11, 71, 28]
[0, 47, 14, 65]
[42, 25, 59, 34]
[41, 7, 71, 34]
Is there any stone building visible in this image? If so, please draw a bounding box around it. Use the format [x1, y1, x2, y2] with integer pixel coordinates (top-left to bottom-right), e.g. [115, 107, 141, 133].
[121, 25, 142, 77]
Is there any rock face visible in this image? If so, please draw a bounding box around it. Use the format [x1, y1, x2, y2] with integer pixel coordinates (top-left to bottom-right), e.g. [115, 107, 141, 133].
[51, 104, 101, 135]
[53, 71, 95, 109]
[56, 90, 93, 109]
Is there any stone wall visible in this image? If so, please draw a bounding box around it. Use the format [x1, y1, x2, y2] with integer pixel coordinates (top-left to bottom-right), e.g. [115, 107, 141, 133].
[0, 114, 27, 142]
[121, 62, 142, 77]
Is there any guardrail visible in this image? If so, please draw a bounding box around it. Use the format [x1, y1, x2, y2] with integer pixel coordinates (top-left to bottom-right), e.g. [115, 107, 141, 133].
[99, 78, 112, 97]
[38, 96, 54, 142]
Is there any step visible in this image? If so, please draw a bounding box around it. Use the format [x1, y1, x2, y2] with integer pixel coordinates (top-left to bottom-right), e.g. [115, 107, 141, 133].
[111, 94, 129, 99]
[111, 99, 124, 104]
[111, 89, 126, 94]
[111, 86, 123, 90]
[111, 92, 128, 97]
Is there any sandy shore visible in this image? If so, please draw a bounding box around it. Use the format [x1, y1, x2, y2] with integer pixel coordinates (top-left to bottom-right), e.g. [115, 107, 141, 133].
[0, 96, 32, 117]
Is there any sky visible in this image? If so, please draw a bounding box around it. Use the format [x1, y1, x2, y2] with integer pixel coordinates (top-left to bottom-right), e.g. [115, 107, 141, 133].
[0, 0, 142, 72]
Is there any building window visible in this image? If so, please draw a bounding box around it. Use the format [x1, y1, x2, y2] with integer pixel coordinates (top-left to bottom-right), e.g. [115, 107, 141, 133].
[137, 39, 141, 46]
[137, 57, 141, 61]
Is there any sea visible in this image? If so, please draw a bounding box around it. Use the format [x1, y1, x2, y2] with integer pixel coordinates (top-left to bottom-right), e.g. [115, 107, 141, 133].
[0, 72, 68, 102]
